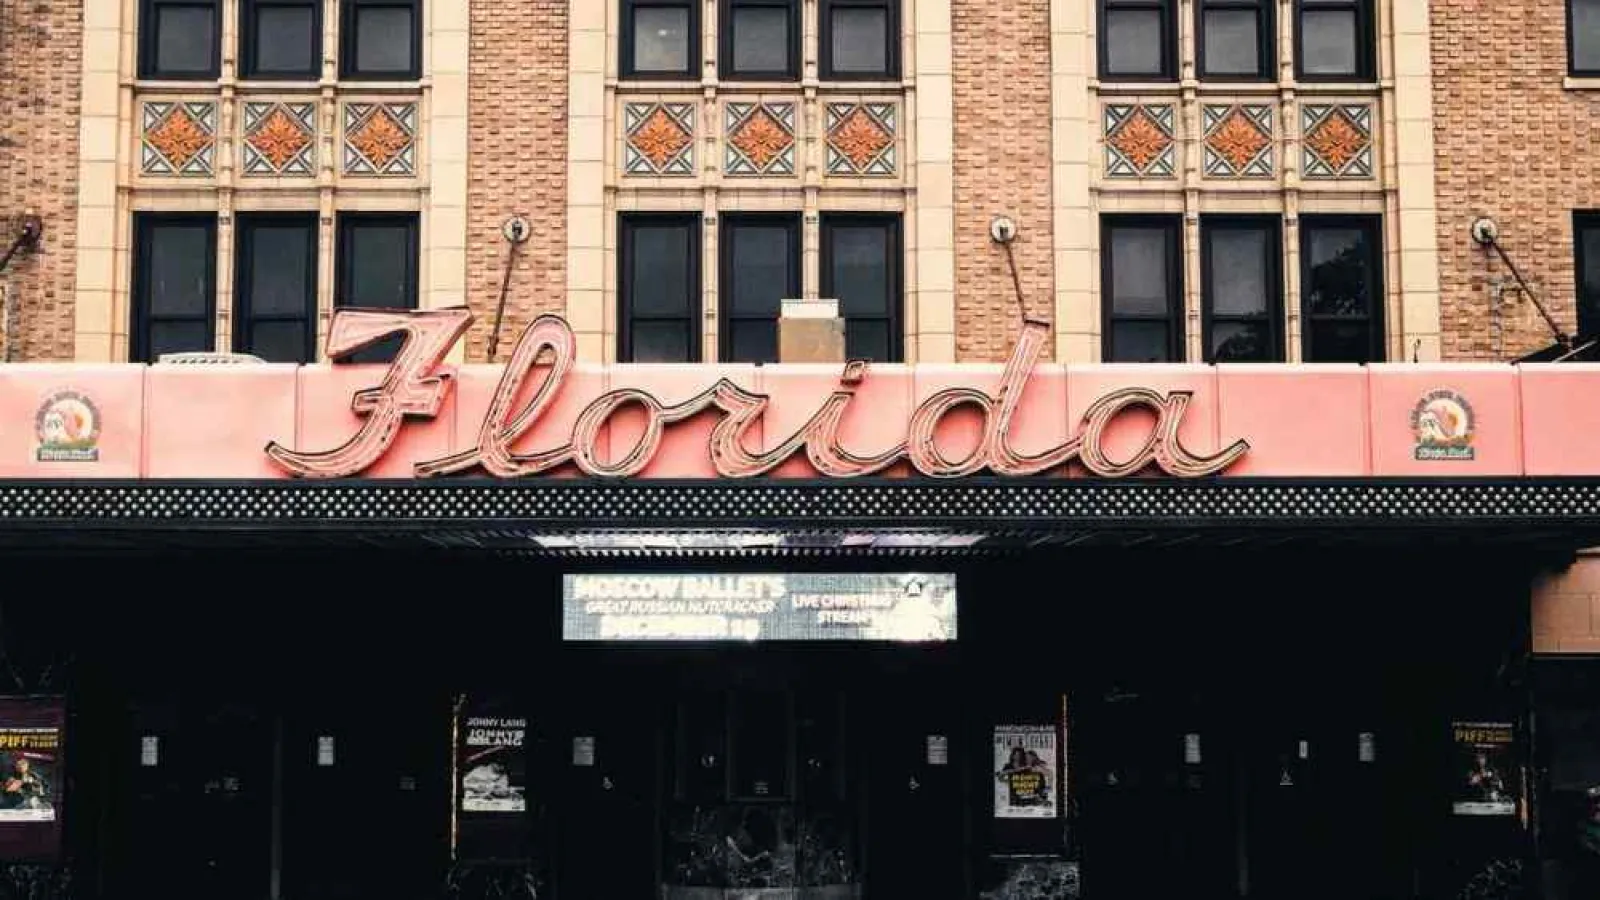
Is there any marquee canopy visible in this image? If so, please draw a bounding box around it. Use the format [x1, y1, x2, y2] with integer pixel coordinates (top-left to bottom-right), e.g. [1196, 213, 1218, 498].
[5, 310, 1600, 552]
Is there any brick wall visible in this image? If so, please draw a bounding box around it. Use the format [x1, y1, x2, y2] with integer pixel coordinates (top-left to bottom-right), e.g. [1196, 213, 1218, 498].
[0, 0, 81, 361]
[464, 0, 568, 363]
[951, 0, 1054, 362]
[1533, 555, 1600, 653]
[1432, 0, 1600, 360]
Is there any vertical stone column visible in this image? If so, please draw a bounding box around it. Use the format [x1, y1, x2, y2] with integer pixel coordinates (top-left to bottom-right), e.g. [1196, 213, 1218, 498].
[73, 0, 126, 361]
[567, 0, 610, 360]
[1051, 0, 1093, 362]
[913, 0, 956, 362]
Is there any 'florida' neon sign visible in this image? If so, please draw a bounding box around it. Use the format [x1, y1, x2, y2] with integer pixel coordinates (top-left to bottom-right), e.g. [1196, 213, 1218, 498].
[263, 309, 1249, 480]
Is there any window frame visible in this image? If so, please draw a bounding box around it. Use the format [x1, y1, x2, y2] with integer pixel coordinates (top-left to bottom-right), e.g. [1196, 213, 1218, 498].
[819, 0, 900, 81]
[1293, 0, 1374, 82]
[338, 0, 422, 81]
[621, 0, 701, 80]
[1571, 0, 1600, 76]
[720, 0, 802, 81]
[1574, 211, 1600, 337]
[334, 212, 420, 363]
[138, 0, 222, 80]
[234, 212, 320, 364]
[819, 212, 904, 363]
[719, 213, 802, 364]
[131, 212, 218, 363]
[618, 213, 704, 363]
[1299, 213, 1386, 364]
[1196, 0, 1275, 81]
[1100, 214, 1184, 363]
[240, 0, 322, 80]
[1199, 215, 1284, 363]
[1098, 0, 1177, 82]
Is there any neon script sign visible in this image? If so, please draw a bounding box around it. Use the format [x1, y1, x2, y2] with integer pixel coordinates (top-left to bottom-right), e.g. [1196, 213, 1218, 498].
[263, 309, 1249, 479]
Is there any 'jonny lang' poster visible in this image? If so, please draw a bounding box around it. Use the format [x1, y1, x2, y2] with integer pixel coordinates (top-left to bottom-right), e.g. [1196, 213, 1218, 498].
[458, 714, 527, 814]
[1451, 721, 1517, 817]
[994, 725, 1058, 819]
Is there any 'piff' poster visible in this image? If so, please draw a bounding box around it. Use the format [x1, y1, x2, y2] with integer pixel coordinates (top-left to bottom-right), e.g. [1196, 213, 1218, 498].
[994, 725, 1058, 819]
[0, 697, 65, 861]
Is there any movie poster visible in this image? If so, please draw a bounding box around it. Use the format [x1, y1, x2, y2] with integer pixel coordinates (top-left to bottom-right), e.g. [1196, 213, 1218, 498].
[1451, 721, 1517, 817]
[458, 714, 527, 814]
[0, 697, 65, 861]
[994, 725, 1058, 819]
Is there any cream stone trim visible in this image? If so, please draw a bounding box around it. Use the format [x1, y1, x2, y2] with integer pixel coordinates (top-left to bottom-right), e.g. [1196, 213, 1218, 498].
[1050, 0, 1094, 363]
[73, 0, 126, 361]
[1075, 0, 1405, 364]
[567, 0, 609, 360]
[585, 0, 942, 363]
[426, 0, 469, 306]
[912, 0, 954, 362]
[74, 0, 443, 363]
[1385, 0, 1441, 362]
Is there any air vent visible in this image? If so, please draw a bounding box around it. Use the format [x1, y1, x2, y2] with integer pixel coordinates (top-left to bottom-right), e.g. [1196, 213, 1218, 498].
[155, 352, 267, 365]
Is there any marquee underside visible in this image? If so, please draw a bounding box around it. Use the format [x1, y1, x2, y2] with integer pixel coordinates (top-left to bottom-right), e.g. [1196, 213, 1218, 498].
[2, 477, 1600, 554]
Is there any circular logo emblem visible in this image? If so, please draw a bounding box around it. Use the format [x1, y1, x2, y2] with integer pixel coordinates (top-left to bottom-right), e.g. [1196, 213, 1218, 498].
[1410, 388, 1475, 461]
[35, 390, 101, 462]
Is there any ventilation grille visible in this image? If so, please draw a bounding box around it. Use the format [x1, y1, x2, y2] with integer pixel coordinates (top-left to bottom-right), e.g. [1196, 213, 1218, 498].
[155, 351, 267, 365]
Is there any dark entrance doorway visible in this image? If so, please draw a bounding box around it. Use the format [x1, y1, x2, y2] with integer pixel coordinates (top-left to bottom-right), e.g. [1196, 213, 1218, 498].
[547, 645, 965, 899]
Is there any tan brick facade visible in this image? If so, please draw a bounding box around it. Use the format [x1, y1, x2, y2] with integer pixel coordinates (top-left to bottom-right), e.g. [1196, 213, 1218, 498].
[952, 0, 1055, 362]
[1431, 0, 1599, 360]
[464, 0, 569, 363]
[6, 0, 1449, 366]
[0, 0, 82, 361]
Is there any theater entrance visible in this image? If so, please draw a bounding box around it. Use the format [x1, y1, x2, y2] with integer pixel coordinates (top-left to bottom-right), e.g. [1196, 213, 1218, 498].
[546, 643, 966, 899]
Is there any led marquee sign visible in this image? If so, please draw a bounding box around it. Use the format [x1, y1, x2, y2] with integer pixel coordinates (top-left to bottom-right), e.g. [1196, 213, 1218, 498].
[561, 573, 958, 643]
[263, 309, 1250, 480]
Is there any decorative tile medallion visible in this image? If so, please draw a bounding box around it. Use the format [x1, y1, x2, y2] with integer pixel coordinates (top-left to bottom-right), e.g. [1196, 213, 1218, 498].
[624, 102, 696, 176]
[1104, 104, 1175, 178]
[141, 101, 216, 176]
[242, 102, 316, 176]
[344, 102, 416, 176]
[1302, 104, 1373, 179]
[725, 102, 796, 176]
[826, 103, 896, 176]
[1203, 104, 1274, 178]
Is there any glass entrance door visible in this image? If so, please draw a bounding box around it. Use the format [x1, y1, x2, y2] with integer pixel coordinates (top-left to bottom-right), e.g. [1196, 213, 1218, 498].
[105, 697, 273, 900]
[660, 681, 862, 897]
[552, 646, 961, 898]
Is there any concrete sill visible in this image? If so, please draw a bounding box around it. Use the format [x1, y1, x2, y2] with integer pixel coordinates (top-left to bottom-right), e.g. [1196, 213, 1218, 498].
[1564, 76, 1600, 91]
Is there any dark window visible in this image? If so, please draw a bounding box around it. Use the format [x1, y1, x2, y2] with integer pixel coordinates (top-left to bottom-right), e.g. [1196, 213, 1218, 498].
[242, 0, 320, 78]
[1300, 214, 1384, 363]
[1198, 0, 1273, 79]
[622, 0, 698, 79]
[1100, 0, 1175, 80]
[335, 213, 419, 364]
[1101, 215, 1182, 362]
[721, 214, 800, 364]
[1295, 0, 1372, 80]
[722, 0, 800, 79]
[132, 213, 216, 363]
[340, 0, 420, 80]
[1575, 213, 1600, 337]
[1573, 0, 1600, 74]
[235, 213, 318, 363]
[821, 0, 898, 79]
[619, 214, 702, 363]
[139, 0, 220, 79]
[821, 214, 902, 362]
[1201, 216, 1282, 362]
